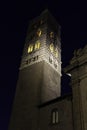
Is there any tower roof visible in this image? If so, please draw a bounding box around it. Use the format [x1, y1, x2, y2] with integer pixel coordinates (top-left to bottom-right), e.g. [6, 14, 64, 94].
[40, 9, 51, 15]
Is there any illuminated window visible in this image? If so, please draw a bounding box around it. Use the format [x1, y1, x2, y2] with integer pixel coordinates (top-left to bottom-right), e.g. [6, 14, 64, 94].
[50, 32, 54, 38]
[34, 41, 41, 50]
[54, 49, 58, 58]
[49, 43, 54, 52]
[28, 44, 33, 53]
[37, 29, 42, 37]
[52, 109, 58, 124]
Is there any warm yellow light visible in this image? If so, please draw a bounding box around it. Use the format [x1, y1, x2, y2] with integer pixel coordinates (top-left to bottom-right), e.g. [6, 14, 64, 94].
[54, 49, 58, 57]
[50, 43, 54, 52]
[50, 32, 54, 38]
[34, 41, 41, 50]
[28, 44, 33, 53]
[37, 29, 42, 37]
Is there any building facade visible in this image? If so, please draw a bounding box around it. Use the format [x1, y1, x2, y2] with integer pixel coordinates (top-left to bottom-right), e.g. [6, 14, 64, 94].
[65, 46, 87, 130]
[8, 10, 87, 130]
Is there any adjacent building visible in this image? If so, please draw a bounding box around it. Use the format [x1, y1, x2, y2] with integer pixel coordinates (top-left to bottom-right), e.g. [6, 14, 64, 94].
[9, 10, 87, 130]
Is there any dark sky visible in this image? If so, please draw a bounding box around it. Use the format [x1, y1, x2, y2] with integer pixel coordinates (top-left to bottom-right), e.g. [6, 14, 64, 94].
[0, 0, 87, 129]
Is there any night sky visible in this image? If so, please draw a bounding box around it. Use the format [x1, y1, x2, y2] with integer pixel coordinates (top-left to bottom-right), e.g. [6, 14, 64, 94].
[0, 0, 87, 129]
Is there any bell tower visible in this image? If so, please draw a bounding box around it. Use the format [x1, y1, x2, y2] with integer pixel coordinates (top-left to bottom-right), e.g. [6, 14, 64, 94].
[9, 10, 61, 130]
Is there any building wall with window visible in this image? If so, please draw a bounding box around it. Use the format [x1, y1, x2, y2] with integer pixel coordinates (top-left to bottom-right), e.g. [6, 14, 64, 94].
[39, 95, 73, 130]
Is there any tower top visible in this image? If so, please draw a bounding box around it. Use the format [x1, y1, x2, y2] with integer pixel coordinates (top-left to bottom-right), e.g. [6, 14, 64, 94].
[29, 9, 61, 31]
[40, 9, 51, 15]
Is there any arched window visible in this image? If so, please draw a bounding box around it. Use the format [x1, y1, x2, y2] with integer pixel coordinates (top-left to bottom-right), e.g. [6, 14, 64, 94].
[50, 32, 54, 38]
[54, 49, 58, 58]
[49, 55, 53, 64]
[49, 43, 54, 53]
[34, 41, 41, 50]
[37, 29, 42, 37]
[28, 44, 33, 53]
[52, 109, 58, 124]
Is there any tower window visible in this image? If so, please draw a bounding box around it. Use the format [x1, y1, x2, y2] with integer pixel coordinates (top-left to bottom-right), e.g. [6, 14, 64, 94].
[34, 41, 41, 50]
[54, 49, 58, 58]
[52, 109, 59, 124]
[37, 29, 42, 37]
[28, 44, 33, 53]
[49, 43, 54, 53]
[50, 32, 54, 38]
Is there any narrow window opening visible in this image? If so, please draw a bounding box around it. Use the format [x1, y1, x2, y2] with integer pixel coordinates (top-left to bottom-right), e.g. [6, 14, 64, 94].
[53, 112, 56, 124]
[52, 109, 59, 124]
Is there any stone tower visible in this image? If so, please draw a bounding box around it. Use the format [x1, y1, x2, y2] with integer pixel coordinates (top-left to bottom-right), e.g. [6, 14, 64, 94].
[9, 10, 61, 130]
[64, 45, 87, 130]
